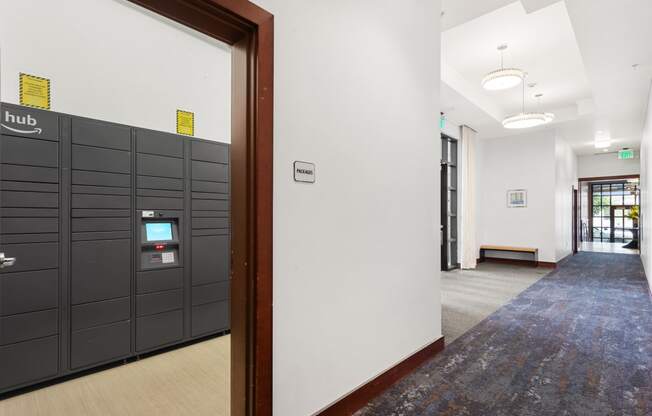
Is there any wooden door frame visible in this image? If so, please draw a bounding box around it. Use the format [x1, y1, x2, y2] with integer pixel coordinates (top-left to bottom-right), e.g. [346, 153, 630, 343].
[126, 1, 273, 415]
[572, 188, 578, 254]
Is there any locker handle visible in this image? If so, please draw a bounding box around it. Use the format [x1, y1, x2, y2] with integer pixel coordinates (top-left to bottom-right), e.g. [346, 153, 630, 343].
[0, 252, 16, 268]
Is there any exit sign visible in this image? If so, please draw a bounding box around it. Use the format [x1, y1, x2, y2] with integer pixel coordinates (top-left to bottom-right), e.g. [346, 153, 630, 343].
[618, 149, 634, 160]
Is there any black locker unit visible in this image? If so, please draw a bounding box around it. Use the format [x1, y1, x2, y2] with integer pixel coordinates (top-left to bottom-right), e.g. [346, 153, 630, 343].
[0, 103, 230, 394]
[135, 128, 186, 352]
[189, 140, 230, 337]
[70, 117, 133, 370]
[0, 106, 60, 392]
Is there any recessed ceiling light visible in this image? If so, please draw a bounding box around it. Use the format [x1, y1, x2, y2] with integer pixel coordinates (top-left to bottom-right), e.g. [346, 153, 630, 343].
[603, 149, 609, 152]
[595, 140, 611, 149]
[482, 45, 524, 91]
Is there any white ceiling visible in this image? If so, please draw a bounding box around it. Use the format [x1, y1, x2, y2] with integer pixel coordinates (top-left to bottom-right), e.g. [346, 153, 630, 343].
[440, 0, 652, 155]
[441, 0, 515, 31]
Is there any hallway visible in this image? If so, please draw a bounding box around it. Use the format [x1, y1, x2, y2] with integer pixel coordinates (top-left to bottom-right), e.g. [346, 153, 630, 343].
[580, 241, 639, 256]
[442, 263, 549, 342]
[356, 253, 652, 415]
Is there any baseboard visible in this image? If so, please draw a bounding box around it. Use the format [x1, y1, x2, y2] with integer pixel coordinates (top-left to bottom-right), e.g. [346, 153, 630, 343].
[477, 257, 556, 268]
[557, 253, 574, 266]
[315, 337, 445, 416]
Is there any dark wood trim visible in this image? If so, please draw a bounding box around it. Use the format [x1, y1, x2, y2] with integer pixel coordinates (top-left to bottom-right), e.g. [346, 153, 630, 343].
[125, 2, 274, 415]
[572, 188, 578, 254]
[478, 257, 556, 268]
[253, 14, 274, 416]
[556, 253, 573, 266]
[315, 337, 445, 416]
[587, 180, 593, 241]
[578, 174, 640, 182]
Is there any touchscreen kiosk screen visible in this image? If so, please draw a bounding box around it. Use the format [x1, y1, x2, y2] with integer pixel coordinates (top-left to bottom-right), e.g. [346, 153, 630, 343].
[146, 222, 173, 241]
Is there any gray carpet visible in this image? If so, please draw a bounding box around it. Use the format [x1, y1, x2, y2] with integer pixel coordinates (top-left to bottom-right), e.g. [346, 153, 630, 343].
[442, 263, 548, 343]
[355, 253, 652, 416]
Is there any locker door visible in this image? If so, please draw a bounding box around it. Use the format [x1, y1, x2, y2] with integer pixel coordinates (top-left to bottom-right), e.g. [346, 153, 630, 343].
[0, 104, 60, 392]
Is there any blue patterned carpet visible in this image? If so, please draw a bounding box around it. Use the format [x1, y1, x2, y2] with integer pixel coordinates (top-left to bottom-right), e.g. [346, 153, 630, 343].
[355, 253, 652, 416]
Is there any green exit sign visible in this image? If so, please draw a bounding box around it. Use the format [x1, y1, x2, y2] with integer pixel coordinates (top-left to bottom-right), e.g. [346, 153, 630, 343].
[618, 149, 635, 160]
[439, 115, 446, 129]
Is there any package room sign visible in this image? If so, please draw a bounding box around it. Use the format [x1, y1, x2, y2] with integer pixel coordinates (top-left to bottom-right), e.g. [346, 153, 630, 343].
[19, 73, 51, 110]
[176, 109, 194, 136]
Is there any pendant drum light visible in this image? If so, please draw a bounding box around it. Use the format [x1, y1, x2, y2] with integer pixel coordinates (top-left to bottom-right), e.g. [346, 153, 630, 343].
[482, 44, 525, 91]
[502, 76, 555, 129]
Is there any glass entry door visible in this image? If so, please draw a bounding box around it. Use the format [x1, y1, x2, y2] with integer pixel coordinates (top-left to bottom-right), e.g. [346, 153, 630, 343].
[590, 181, 639, 243]
[610, 206, 636, 242]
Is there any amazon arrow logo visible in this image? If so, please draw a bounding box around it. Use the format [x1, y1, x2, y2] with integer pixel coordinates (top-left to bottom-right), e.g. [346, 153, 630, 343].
[1, 124, 42, 134]
[2, 110, 42, 135]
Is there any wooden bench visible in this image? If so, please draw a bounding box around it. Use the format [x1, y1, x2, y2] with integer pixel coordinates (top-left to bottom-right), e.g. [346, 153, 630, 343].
[479, 245, 539, 267]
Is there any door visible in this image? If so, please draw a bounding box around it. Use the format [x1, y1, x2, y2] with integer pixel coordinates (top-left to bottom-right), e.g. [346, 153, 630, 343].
[572, 188, 578, 254]
[0, 104, 61, 391]
[440, 134, 459, 271]
[609, 205, 638, 244]
[440, 161, 448, 269]
[590, 181, 639, 243]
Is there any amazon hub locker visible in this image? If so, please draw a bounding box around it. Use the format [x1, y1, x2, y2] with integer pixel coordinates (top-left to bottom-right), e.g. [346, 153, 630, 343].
[0, 103, 230, 393]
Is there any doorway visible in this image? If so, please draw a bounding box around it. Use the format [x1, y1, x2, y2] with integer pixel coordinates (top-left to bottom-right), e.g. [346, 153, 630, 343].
[0, 1, 273, 415]
[578, 175, 640, 255]
[441, 133, 459, 271]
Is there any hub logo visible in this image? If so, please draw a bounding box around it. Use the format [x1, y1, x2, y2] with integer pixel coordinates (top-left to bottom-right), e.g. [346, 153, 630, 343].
[1, 110, 42, 134]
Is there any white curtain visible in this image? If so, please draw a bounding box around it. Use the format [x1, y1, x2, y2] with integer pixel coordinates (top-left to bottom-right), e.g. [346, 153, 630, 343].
[460, 125, 477, 269]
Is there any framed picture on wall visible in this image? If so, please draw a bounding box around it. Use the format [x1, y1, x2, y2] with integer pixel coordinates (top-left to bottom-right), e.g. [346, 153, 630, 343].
[507, 189, 527, 208]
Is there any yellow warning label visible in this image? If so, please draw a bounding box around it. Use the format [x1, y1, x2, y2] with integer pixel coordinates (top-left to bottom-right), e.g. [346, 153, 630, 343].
[19, 73, 51, 110]
[176, 110, 194, 136]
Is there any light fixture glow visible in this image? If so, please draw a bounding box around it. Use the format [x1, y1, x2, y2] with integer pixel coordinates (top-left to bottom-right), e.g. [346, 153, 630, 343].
[501, 77, 554, 129]
[482, 68, 525, 91]
[594, 140, 611, 149]
[502, 113, 548, 129]
[482, 45, 524, 91]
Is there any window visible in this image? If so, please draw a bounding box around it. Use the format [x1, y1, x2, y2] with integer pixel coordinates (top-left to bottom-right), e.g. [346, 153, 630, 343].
[441, 134, 458, 270]
[590, 181, 639, 243]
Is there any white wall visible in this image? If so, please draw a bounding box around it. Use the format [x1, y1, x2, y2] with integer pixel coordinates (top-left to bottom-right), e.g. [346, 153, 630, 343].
[477, 132, 557, 262]
[554, 137, 578, 262]
[0, 0, 231, 142]
[577, 152, 639, 178]
[251, 1, 443, 415]
[441, 119, 460, 140]
[640, 83, 652, 292]
[476, 132, 577, 264]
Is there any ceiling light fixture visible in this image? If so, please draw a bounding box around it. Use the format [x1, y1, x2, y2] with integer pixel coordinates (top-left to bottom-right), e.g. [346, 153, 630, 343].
[594, 129, 611, 149]
[594, 140, 611, 149]
[482, 44, 525, 91]
[502, 77, 555, 129]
